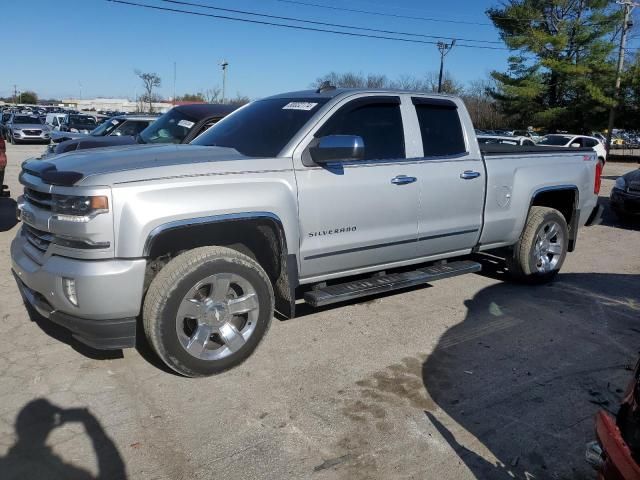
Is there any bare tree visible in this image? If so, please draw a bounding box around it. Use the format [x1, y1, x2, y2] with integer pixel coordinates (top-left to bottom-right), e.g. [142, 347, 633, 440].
[202, 87, 221, 103]
[135, 70, 161, 113]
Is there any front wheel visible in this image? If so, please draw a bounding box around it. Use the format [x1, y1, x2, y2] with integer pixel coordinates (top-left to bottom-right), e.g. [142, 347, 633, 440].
[143, 246, 274, 377]
[506, 206, 568, 284]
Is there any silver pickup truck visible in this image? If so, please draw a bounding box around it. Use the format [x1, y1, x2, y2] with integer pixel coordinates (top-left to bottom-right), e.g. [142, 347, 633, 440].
[12, 87, 603, 377]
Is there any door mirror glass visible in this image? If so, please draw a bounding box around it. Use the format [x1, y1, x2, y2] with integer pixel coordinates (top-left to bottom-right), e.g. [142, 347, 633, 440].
[310, 135, 364, 163]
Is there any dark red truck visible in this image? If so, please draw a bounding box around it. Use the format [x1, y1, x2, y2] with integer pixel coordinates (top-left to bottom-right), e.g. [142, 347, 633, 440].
[0, 135, 8, 197]
[587, 358, 640, 479]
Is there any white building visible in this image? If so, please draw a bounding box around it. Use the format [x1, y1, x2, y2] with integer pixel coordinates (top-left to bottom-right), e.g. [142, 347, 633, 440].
[61, 97, 173, 113]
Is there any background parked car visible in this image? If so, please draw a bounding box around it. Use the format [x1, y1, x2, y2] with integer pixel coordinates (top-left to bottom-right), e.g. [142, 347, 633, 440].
[6, 113, 51, 144]
[537, 134, 607, 164]
[610, 167, 640, 222]
[59, 114, 97, 134]
[46, 114, 158, 152]
[46, 104, 236, 156]
[44, 113, 67, 131]
[0, 111, 12, 140]
[477, 135, 537, 146]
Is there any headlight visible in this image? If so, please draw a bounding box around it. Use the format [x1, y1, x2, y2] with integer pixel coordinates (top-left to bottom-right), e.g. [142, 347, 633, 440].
[614, 177, 626, 190]
[52, 194, 109, 221]
[70, 128, 79, 133]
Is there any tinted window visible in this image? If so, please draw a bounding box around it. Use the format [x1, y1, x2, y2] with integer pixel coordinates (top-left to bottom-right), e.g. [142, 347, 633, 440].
[114, 121, 149, 137]
[523, 139, 535, 146]
[317, 99, 405, 160]
[13, 115, 41, 124]
[139, 109, 197, 144]
[193, 98, 329, 157]
[584, 138, 599, 148]
[538, 135, 572, 146]
[413, 103, 466, 156]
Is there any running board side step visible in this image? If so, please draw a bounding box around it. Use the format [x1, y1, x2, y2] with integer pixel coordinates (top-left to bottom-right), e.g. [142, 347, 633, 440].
[304, 260, 481, 307]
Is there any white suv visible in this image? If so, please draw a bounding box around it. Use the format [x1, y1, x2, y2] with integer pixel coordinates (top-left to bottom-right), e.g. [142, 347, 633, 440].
[538, 134, 607, 163]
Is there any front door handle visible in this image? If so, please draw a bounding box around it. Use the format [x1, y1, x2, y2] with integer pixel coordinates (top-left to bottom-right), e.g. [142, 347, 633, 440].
[391, 175, 417, 185]
[460, 170, 481, 180]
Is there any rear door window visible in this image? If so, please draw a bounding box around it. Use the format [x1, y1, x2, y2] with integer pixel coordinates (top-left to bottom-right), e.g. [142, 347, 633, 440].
[412, 98, 466, 157]
[316, 97, 405, 160]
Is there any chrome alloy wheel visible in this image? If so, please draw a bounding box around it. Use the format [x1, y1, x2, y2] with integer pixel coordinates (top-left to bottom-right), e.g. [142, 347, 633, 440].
[533, 221, 564, 273]
[175, 273, 259, 361]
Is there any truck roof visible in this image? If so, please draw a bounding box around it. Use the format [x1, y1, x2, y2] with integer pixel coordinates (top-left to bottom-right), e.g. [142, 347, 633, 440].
[265, 88, 458, 100]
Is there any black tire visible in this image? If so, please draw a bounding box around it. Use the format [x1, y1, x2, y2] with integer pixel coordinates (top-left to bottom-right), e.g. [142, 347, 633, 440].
[10, 133, 16, 145]
[143, 246, 274, 377]
[506, 206, 568, 284]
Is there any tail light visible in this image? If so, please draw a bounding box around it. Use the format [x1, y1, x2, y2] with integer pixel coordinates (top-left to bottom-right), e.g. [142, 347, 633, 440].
[594, 160, 603, 194]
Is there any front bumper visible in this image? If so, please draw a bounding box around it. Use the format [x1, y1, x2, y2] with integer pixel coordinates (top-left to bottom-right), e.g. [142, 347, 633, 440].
[13, 132, 50, 142]
[586, 411, 640, 480]
[611, 189, 640, 216]
[11, 233, 146, 349]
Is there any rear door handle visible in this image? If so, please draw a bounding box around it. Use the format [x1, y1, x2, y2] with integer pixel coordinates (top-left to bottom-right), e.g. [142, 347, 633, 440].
[391, 175, 417, 185]
[460, 170, 481, 180]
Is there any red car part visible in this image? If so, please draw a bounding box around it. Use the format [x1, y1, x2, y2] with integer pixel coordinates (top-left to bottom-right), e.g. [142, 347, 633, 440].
[592, 411, 640, 480]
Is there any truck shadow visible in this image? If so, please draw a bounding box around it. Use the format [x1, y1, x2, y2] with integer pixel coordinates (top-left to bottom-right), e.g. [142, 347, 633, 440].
[0, 398, 128, 480]
[422, 270, 640, 479]
[597, 195, 639, 230]
[0, 197, 18, 232]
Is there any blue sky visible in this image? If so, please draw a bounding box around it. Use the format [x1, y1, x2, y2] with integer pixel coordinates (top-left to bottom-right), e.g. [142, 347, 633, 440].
[2, 0, 637, 101]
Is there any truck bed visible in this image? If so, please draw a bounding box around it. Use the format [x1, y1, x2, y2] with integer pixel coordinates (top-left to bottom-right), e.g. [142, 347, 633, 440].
[480, 143, 594, 156]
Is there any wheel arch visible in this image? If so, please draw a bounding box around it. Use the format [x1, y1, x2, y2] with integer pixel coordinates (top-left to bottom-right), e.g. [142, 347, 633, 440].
[528, 185, 579, 252]
[143, 212, 298, 318]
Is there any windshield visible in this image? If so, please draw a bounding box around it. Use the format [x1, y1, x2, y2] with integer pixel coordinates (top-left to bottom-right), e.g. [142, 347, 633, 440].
[67, 115, 96, 126]
[14, 115, 41, 124]
[90, 117, 122, 136]
[538, 135, 571, 146]
[139, 109, 195, 144]
[192, 98, 329, 157]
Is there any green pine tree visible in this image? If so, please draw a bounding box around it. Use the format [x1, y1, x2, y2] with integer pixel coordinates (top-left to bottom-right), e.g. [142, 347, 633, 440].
[487, 0, 621, 132]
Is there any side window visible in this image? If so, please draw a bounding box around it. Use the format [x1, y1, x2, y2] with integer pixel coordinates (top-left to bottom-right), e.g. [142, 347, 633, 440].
[585, 138, 598, 148]
[317, 98, 405, 160]
[115, 121, 145, 136]
[523, 139, 535, 146]
[413, 99, 466, 156]
[52, 118, 58, 126]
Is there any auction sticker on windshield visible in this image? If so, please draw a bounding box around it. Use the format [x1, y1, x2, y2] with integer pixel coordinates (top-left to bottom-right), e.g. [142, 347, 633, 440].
[282, 102, 318, 111]
[178, 120, 195, 128]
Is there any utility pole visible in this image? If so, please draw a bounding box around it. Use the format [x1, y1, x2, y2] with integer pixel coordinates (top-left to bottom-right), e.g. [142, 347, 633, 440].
[13, 85, 17, 105]
[605, 0, 638, 154]
[220, 60, 229, 104]
[173, 61, 177, 105]
[437, 40, 456, 93]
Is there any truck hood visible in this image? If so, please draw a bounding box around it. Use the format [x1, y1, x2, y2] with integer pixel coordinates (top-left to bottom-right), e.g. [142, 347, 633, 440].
[24, 144, 254, 186]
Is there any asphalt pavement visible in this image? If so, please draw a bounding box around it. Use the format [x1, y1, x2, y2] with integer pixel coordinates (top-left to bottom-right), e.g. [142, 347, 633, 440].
[0, 143, 638, 480]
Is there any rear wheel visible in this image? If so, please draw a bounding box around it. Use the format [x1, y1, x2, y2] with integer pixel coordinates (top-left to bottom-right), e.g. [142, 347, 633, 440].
[143, 246, 274, 377]
[507, 206, 568, 284]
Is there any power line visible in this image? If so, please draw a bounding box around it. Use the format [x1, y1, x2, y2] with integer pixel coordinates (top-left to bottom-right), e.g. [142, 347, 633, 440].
[161, 0, 503, 44]
[271, 0, 625, 28]
[272, 0, 495, 26]
[105, 0, 511, 50]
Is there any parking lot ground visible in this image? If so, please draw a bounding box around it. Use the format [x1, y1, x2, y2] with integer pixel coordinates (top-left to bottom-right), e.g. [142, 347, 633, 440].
[0, 143, 639, 480]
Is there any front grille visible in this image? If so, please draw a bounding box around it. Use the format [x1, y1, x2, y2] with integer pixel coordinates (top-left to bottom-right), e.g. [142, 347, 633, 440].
[23, 129, 42, 136]
[24, 188, 53, 210]
[629, 182, 640, 194]
[23, 225, 53, 253]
